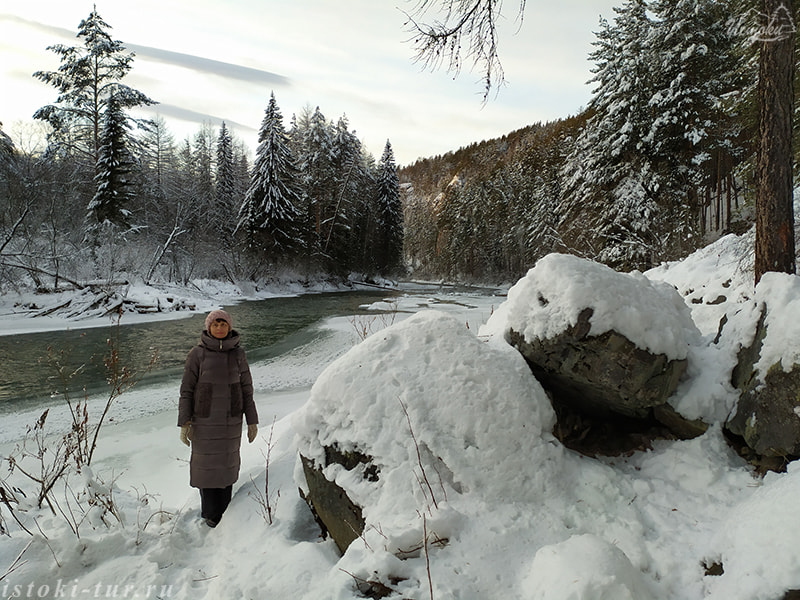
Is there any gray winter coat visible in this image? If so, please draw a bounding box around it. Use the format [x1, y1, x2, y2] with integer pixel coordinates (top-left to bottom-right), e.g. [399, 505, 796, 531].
[178, 330, 258, 489]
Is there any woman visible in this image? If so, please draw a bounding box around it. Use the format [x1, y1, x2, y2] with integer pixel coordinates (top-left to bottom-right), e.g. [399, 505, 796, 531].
[178, 309, 258, 527]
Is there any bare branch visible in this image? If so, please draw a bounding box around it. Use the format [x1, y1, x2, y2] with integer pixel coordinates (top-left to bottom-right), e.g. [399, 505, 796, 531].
[0, 201, 32, 255]
[404, 0, 527, 101]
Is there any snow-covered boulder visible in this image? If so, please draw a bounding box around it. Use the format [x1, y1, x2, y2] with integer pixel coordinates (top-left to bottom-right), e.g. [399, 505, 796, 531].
[521, 534, 654, 600]
[294, 309, 557, 555]
[481, 254, 700, 433]
[705, 461, 800, 599]
[726, 273, 800, 457]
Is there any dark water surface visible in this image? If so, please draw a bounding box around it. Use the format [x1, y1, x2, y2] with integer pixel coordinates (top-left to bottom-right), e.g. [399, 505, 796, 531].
[0, 290, 395, 413]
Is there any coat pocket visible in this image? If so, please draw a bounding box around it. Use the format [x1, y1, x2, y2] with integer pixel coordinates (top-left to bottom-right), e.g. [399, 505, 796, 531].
[229, 382, 243, 417]
[194, 383, 213, 418]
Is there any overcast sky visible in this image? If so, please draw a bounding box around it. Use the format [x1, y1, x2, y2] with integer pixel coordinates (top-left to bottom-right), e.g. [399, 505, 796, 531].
[0, 1, 619, 165]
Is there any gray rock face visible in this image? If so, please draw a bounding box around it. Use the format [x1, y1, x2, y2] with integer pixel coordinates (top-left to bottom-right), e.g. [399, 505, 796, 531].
[507, 307, 688, 420]
[299, 446, 376, 555]
[727, 308, 800, 457]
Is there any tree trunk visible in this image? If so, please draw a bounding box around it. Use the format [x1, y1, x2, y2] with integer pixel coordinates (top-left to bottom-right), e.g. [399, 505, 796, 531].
[755, 0, 797, 284]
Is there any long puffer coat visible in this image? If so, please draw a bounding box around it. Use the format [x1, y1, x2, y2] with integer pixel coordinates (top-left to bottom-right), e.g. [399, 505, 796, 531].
[178, 330, 258, 489]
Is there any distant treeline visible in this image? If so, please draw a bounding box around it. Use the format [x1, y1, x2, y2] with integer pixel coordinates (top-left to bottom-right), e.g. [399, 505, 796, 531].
[0, 9, 403, 292]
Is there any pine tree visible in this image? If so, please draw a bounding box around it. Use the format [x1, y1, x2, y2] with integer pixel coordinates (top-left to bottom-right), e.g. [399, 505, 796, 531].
[232, 140, 251, 212]
[214, 122, 237, 247]
[374, 140, 404, 275]
[140, 115, 177, 199]
[351, 151, 378, 274]
[647, 0, 747, 240]
[193, 123, 216, 214]
[139, 116, 188, 283]
[238, 92, 304, 258]
[325, 115, 362, 271]
[33, 7, 155, 167]
[754, 0, 797, 282]
[560, 0, 661, 270]
[87, 93, 136, 229]
[294, 106, 337, 262]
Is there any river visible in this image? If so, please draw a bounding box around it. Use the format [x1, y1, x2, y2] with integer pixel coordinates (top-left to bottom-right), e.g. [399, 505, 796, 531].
[0, 285, 504, 417]
[0, 290, 400, 415]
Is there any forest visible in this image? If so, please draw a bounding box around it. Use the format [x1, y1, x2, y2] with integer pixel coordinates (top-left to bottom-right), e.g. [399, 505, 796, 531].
[400, 0, 798, 281]
[0, 9, 404, 293]
[1, 0, 798, 292]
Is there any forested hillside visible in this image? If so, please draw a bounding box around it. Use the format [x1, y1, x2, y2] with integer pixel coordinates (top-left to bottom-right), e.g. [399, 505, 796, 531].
[399, 0, 775, 282]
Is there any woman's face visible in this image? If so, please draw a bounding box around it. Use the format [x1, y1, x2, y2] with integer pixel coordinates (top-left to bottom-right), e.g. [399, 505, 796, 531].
[209, 319, 230, 339]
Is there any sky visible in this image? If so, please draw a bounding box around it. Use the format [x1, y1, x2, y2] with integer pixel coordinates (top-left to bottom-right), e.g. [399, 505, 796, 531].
[0, 0, 619, 165]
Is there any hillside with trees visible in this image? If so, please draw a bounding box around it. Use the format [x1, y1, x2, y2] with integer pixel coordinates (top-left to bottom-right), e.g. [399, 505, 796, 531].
[399, 0, 798, 282]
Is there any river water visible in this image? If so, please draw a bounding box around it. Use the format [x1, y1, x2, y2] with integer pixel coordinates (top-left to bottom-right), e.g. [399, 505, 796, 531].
[0, 290, 401, 415]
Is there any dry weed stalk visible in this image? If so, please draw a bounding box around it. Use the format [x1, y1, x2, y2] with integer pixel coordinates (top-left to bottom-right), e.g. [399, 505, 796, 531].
[250, 416, 279, 525]
[398, 398, 439, 511]
[350, 300, 399, 342]
[2, 310, 156, 538]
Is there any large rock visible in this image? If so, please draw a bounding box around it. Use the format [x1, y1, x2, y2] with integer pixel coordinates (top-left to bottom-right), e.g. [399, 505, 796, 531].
[482, 254, 701, 441]
[727, 285, 800, 457]
[299, 445, 376, 555]
[295, 310, 558, 554]
[508, 306, 687, 420]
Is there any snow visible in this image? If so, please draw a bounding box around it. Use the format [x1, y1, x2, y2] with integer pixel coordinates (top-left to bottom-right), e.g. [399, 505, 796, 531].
[1, 232, 800, 600]
[753, 272, 800, 375]
[522, 534, 655, 600]
[481, 252, 700, 360]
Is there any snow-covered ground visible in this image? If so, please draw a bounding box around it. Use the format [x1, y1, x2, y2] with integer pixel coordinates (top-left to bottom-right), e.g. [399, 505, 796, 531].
[2, 232, 800, 600]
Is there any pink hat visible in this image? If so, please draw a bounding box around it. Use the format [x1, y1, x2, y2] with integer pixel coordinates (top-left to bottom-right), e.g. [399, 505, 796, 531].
[205, 309, 233, 332]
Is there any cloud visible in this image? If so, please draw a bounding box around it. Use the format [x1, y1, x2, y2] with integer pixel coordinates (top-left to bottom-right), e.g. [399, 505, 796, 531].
[0, 13, 290, 88]
[0, 13, 72, 39]
[126, 44, 291, 88]
[137, 103, 256, 136]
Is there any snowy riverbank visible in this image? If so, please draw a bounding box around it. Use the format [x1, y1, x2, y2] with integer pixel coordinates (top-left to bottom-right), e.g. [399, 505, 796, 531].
[0, 277, 355, 337]
[2, 235, 800, 600]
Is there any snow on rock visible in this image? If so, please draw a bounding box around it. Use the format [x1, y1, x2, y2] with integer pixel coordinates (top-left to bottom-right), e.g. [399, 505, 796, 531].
[481, 253, 700, 361]
[644, 234, 758, 423]
[294, 309, 558, 529]
[6, 233, 800, 600]
[521, 534, 655, 600]
[754, 272, 800, 375]
[645, 231, 755, 337]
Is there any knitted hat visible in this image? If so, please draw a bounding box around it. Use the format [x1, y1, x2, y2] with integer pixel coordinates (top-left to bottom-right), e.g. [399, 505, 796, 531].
[205, 309, 233, 332]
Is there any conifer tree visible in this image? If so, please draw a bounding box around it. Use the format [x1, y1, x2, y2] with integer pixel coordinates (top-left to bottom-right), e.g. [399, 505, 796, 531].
[374, 140, 404, 275]
[238, 92, 304, 258]
[560, 0, 661, 270]
[351, 151, 378, 274]
[87, 93, 136, 229]
[139, 116, 187, 283]
[33, 7, 155, 167]
[754, 0, 797, 282]
[193, 123, 216, 214]
[325, 115, 362, 270]
[140, 115, 177, 199]
[215, 122, 238, 247]
[294, 106, 337, 262]
[647, 0, 747, 238]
